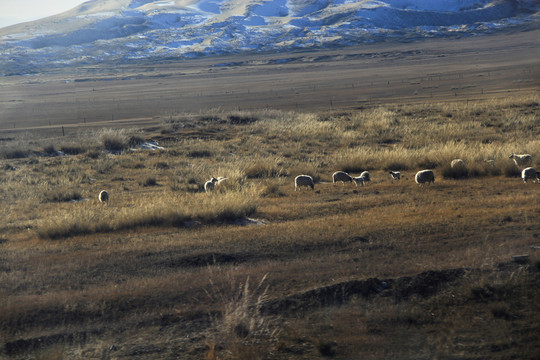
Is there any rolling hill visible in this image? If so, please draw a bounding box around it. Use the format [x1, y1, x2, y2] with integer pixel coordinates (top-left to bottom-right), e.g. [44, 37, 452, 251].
[1, 0, 539, 75]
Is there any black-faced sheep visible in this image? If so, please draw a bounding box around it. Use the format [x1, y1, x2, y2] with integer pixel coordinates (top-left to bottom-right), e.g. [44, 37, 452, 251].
[415, 170, 435, 186]
[332, 171, 353, 185]
[360, 171, 371, 183]
[509, 154, 532, 168]
[295, 175, 314, 191]
[389, 171, 401, 181]
[352, 176, 365, 186]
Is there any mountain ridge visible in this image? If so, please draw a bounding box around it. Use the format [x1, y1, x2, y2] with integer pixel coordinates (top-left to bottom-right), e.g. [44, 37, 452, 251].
[1, 0, 539, 75]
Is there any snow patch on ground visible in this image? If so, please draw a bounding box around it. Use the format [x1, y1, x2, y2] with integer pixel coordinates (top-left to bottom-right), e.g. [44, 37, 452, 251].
[135, 141, 165, 150]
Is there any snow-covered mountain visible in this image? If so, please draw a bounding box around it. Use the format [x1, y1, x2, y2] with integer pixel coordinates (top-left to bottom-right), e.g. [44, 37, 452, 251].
[1, 0, 539, 75]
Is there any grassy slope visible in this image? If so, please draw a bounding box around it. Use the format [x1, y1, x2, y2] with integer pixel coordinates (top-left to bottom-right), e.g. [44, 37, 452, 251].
[1, 92, 539, 359]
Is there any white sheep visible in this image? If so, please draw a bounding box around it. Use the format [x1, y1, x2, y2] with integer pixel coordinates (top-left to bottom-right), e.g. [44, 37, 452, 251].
[360, 171, 371, 183]
[204, 177, 219, 192]
[415, 170, 435, 186]
[451, 159, 466, 168]
[509, 154, 532, 168]
[295, 175, 314, 191]
[521, 167, 539, 183]
[389, 171, 401, 181]
[352, 176, 365, 186]
[332, 171, 353, 185]
[98, 190, 109, 203]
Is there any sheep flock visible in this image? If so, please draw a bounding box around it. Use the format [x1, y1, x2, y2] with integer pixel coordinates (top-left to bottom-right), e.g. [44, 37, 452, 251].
[295, 153, 537, 191]
[94, 154, 536, 206]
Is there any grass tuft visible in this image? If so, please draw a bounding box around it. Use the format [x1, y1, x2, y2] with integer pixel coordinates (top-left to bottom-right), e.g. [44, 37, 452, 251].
[141, 177, 158, 187]
[442, 164, 469, 179]
[100, 129, 127, 152]
[206, 273, 278, 359]
[502, 163, 521, 178]
[43, 188, 83, 203]
[59, 144, 87, 155]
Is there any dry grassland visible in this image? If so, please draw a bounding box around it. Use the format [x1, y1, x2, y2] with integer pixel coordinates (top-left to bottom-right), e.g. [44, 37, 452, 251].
[1, 86, 539, 359]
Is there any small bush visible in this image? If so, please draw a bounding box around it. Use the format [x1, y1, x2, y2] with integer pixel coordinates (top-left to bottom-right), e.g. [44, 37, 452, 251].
[43, 145, 57, 155]
[60, 144, 87, 155]
[100, 129, 127, 152]
[243, 161, 286, 179]
[1, 148, 30, 159]
[103, 137, 126, 152]
[127, 135, 145, 147]
[502, 163, 521, 178]
[417, 157, 439, 170]
[228, 115, 258, 125]
[442, 164, 469, 179]
[43, 188, 83, 203]
[86, 150, 101, 159]
[141, 177, 158, 187]
[154, 162, 169, 170]
[260, 180, 286, 197]
[188, 150, 212, 158]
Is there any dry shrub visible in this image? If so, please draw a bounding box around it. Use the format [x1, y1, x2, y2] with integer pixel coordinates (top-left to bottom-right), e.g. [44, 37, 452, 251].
[86, 150, 101, 159]
[259, 179, 286, 198]
[43, 187, 83, 203]
[242, 157, 287, 179]
[502, 162, 521, 178]
[188, 150, 213, 158]
[206, 273, 278, 360]
[59, 144, 87, 155]
[441, 164, 469, 179]
[42, 144, 57, 155]
[140, 176, 158, 187]
[99, 129, 128, 152]
[127, 135, 145, 147]
[0, 147, 31, 159]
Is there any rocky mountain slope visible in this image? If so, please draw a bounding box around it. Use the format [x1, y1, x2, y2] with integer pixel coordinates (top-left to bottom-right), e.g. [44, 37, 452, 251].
[1, 0, 539, 75]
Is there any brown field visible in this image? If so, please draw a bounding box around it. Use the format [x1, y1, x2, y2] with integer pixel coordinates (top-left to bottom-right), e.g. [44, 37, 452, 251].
[1, 31, 540, 359]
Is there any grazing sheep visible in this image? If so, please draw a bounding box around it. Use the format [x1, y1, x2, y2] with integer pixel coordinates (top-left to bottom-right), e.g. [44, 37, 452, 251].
[204, 177, 219, 192]
[332, 171, 353, 185]
[415, 170, 435, 186]
[360, 171, 371, 183]
[98, 190, 109, 203]
[451, 159, 466, 168]
[509, 153, 532, 168]
[352, 176, 365, 186]
[295, 175, 314, 191]
[389, 171, 401, 181]
[521, 167, 539, 183]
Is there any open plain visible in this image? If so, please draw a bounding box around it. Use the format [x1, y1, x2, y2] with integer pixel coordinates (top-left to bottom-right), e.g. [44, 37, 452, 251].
[1, 30, 539, 359]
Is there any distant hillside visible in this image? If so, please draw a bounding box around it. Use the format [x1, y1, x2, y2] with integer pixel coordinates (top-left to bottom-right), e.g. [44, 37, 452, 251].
[1, 0, 539, 75]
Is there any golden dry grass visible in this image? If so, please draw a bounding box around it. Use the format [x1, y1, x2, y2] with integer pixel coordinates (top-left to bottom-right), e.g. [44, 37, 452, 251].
[0, 89, 539, 358]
